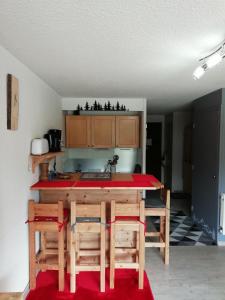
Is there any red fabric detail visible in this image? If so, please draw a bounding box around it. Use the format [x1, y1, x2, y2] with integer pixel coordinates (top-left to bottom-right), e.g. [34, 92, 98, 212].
[31, 174, 161, 189]
[25, 209, 69, 232]
[26, 269, 154, 300]
[31, 181, 74, 189]
[132, 174, 160, 183]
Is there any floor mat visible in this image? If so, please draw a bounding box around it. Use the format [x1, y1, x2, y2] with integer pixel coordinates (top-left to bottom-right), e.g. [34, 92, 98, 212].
[26, 269, 154, 300]
[148, 209, 216, 246]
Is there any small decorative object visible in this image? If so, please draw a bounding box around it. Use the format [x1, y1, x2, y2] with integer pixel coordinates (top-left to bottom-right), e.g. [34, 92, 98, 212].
[107, 101, 111, 111]
[75, 100, 127, 112]
[97, 103, 103, 110]
[93, 100, 98, 110]
[104, 155, 119, 173]
[7, 74, 19, 130]
[85, 102, 90, 111]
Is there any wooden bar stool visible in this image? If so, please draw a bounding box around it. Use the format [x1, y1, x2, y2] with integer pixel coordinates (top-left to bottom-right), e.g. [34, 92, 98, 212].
[28, 200, 67, 291]
[145, 188, 170, 265]
[70, 201, 106, 293]
[110, 200, 145, 289]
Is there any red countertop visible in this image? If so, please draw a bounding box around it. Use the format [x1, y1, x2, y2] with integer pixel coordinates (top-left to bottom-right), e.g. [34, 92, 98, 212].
[30, 173, 163, 190]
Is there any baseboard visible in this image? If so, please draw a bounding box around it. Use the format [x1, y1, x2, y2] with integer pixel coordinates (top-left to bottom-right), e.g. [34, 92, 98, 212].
[22, 283, 29, 300]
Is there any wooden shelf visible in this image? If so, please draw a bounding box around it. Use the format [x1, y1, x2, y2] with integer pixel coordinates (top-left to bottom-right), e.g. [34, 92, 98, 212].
[30, 152, 64, 173]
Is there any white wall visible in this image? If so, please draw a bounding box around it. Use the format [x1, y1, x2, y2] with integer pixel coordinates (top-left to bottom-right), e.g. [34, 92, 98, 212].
[171, 112, 191, 191]
[0, 45, 62, 292]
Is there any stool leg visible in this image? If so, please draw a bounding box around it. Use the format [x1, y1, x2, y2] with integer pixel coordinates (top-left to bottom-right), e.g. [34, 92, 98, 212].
[58, 229, 64, 291]
[70, 201, 76, 293]
[40, 232, 47, 272]
[136, 231, 139, 271]
[110, 222, 115, 289]
[70, 231, 76, 292]
[110, 201, 115, 289]
[100, 202, 106, 292]
[139, 201, 145, 289]
[76, 232, 80, 263]
[66, 223, 70, 274]
[165, 209, 170, 265]
[29, 225, 36, 289]
[160, 216, 165, 257]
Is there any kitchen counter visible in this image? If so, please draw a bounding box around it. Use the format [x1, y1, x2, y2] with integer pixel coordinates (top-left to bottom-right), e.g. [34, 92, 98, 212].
[31, 173, 163, 262]
[30, 173, 163, 190]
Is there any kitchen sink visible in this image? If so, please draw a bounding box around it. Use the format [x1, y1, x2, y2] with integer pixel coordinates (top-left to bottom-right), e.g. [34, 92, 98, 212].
[80, 172, 112, 181]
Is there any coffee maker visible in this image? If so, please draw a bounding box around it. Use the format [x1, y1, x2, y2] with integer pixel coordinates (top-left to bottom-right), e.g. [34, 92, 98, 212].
[44, 129, 61, 152]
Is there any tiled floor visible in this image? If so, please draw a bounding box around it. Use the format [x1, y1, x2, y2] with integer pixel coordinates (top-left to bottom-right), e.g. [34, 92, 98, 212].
[146, 192, 215, 246]
[146, 246, 225, 300]
[151, 209, 216, 246]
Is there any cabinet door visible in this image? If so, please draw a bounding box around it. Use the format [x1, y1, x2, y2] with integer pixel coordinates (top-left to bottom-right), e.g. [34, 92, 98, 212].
[91, 116, 115, 148]
[66, 116, 91, 148]
[116, 116, 139, 148]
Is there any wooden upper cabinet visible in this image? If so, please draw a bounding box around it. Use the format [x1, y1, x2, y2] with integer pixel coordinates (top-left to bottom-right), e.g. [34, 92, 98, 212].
[66, 116, 91, 148]
[116, 116, 139, 148]
[91, 116, 115, 148]
[65, 115, 140, 148]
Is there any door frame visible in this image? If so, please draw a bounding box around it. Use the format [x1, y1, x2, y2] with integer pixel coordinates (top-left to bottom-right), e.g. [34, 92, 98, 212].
[146, 115, 165, 181]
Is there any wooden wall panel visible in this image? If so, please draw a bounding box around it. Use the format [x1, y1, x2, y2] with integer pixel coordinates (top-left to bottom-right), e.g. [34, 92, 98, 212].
[7, 74, 19, 130]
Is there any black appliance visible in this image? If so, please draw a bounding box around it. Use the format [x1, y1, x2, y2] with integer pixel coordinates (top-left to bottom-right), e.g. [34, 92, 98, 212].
[44, 129, 61, 152]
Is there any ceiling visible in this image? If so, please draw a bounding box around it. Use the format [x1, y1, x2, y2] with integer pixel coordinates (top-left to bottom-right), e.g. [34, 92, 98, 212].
[1, 1, 225, 113]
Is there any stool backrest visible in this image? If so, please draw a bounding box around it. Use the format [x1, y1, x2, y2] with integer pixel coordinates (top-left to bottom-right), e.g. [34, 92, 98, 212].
[71, 201, 105, 221]
[28, 200, 63, 222]
[111, 200, 145, 220]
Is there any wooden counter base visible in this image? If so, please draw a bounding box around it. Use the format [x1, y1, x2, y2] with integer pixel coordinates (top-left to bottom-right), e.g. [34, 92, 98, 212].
[40, 189, 142, 260]
[33, 174, 162, 266]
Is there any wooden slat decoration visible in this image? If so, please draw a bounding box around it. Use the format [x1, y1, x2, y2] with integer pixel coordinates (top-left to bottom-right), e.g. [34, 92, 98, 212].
[7, 74, 19, 130]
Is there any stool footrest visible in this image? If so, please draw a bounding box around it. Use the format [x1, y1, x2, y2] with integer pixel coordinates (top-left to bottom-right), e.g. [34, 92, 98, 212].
[145, 242, 165, 248]
[145, 232, 160, 237]
[76, 265, 101, 271]
[115, 262, 139, 269]
[79, 250, 100, 256]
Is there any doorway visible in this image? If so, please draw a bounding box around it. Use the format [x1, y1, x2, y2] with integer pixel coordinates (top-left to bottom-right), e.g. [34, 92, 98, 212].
[146, 122, 162, 180]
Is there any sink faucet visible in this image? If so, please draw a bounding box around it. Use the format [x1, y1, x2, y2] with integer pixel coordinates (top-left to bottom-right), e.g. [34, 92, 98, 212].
[104, 155, 119, 173]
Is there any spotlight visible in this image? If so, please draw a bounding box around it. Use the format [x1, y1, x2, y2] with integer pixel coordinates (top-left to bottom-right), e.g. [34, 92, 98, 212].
[206, 52, 222, 69]
[193, 40, 225, 80]
[193, 65, 206, 80]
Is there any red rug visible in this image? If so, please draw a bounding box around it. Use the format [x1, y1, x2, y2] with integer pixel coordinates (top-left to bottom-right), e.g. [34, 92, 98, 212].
[26, 269, 154, 300]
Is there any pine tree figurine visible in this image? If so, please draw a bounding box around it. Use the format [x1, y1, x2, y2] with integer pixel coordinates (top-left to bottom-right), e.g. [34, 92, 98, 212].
[104, 103, 108, 111]
[76, 104, 81, 111]
[85, 101, 90, 111]
[107, 101, 111, 111]
[94, 100, 98, 110]
[116, 101, 120, 111]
